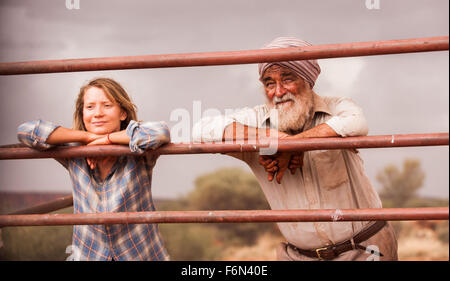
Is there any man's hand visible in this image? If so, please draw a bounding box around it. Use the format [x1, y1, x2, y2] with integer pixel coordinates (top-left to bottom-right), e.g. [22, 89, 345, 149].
[259, 155, 278, 182]
[273, 152, 292, 184]
[288, 152, 304, 175]
[259, 152, 304, 184]
[257, 123, 339, 184]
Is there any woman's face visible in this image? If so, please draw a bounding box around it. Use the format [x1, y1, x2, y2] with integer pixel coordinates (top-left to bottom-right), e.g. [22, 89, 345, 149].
[82, 86, 126, 135]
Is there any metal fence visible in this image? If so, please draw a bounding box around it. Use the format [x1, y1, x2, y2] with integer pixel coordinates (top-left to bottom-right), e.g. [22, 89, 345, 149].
[0, 36, 448, 227]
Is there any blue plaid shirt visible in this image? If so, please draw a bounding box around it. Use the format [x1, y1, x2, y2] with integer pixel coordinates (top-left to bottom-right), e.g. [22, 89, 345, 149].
[17, 119, 171, 261]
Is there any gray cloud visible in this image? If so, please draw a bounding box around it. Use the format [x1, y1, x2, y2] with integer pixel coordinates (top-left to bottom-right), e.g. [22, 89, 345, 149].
[0, 0, 448, 199]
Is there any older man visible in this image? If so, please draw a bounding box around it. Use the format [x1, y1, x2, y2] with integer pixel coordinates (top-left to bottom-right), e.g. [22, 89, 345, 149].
[192, 37, 398, 261]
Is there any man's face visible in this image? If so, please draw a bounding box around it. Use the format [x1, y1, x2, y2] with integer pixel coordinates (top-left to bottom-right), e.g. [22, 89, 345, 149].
[261, 64, 314, 133]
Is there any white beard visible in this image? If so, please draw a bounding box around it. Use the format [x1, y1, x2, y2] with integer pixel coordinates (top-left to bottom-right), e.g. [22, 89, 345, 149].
[266, 91, 314, 133]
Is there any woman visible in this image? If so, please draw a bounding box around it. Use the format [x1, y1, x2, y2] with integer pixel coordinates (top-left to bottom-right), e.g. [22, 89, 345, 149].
[17, 78, 170, 261]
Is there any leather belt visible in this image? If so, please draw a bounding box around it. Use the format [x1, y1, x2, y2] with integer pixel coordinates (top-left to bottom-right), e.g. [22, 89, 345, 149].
[288, 221, 387, 260]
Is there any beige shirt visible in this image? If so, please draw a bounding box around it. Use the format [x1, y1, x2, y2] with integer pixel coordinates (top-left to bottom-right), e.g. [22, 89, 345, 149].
[192, 93, 382, 250]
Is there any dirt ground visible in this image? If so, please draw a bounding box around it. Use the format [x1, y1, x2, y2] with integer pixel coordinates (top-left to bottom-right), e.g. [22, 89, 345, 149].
[221, 221, 449, 261]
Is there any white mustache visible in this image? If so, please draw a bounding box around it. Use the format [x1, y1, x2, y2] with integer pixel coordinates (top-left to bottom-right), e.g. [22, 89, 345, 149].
[273, 92, 296, 105]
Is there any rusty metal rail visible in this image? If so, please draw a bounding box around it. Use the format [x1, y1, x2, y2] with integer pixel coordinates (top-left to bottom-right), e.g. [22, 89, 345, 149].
[0, 36, 448, 229]
[0, 133, 448, 160]
[6, 195, 73, 215]
[0, 208, 447, 227]
[0, 195, 74, 229]
[0, 36, 448, 75]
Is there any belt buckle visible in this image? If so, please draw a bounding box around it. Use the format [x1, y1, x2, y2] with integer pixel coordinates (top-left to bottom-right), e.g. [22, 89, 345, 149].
[315, 247, 328, 260]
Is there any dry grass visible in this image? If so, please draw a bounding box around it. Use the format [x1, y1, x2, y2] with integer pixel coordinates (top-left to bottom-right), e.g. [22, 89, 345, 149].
[220, 222, 449, 261]
[220, 233, 280, 261]
[397, 221, 449, 261]
[398, 236, 448, 261]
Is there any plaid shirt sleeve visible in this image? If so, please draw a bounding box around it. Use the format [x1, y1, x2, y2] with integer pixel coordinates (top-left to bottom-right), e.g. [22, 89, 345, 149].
[17, 119, 60, 150]
[126, 120, 171, 153]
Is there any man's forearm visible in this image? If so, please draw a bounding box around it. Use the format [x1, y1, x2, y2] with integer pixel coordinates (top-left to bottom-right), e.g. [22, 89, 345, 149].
[222, 122, 274, 142]
[222, 122, 338, 143]
[292, 123, 339, 139]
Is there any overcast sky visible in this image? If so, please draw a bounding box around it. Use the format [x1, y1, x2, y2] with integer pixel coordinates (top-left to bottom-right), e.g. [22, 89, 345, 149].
[0, 0, 448, 199]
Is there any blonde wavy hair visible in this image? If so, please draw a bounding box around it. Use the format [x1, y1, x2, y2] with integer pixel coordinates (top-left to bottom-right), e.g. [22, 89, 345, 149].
[73, 78, 138, 131]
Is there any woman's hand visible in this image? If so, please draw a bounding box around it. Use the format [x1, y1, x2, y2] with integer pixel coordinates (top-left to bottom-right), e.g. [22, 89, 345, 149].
[87, 135, 110, 146]
[84, 132, 105, 144]
[86, 135, 112, 170]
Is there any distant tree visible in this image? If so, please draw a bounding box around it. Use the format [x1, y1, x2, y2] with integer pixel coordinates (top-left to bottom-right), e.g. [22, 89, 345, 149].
[187, 167, 275, 245]
[376, 159, 425, 208]
[188, 168, 269, 211]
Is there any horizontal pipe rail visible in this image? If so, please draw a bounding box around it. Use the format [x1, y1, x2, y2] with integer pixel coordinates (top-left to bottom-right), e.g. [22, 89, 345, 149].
[0, 195, 74, 229]
[0, 36, 448, 75]
[0, 208, 447, 227]
[0, 133, 448, 160]
[7, 195, 73, 215]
